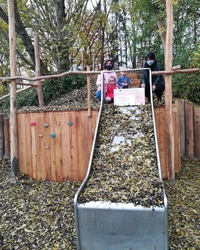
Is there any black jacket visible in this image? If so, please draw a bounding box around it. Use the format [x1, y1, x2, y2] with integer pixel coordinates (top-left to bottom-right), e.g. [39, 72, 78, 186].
[141, 61, 165, 87]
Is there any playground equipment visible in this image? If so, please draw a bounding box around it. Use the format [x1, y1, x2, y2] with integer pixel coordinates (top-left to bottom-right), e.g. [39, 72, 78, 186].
[74, 69, 168, 250]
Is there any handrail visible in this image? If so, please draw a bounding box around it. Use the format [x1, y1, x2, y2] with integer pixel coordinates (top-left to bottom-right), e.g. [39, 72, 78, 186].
[0, 67, 198, 82]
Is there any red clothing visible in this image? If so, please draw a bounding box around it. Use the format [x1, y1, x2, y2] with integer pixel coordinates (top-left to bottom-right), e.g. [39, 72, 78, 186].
[106, 83, 117, 99]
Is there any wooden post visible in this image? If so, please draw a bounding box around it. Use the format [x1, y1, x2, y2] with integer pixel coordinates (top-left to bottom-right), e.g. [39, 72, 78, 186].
[194, 105, 200, 159]
[3, 118, 10, 159]
[165, 0, 174, 180]
[0, 115, 4, 158]
[8, 0, 18, 176]
[178, 99, 185, 157]
[87, 66, 91, 117]
[34, 33, 44, 107]
[185, 101, 194, 158]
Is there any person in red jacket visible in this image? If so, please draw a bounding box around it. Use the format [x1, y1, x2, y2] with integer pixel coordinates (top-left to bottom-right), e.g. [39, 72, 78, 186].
[105, 76, 118, 103]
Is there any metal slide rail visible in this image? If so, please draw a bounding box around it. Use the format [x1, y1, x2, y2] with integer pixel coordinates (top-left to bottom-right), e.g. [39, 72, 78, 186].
[74, 68, 168, 250]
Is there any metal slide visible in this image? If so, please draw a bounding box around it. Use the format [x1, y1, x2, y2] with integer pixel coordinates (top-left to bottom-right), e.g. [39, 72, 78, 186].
[74, 69, 168, 250]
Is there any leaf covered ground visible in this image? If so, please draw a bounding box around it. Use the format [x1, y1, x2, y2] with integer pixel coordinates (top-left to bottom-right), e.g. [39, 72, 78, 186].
[0, 77, 199, 249]
[0, 158, 199, 249]
[164, 158, 200, 250]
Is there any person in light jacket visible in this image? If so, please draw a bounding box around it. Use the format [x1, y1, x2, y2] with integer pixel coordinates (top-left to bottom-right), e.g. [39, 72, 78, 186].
[96, 59, 117, 101]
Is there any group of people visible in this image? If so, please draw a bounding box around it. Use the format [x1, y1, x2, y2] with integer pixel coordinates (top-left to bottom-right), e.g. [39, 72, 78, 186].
[96, 60, 131, 103]
[96, 52, 165, 103]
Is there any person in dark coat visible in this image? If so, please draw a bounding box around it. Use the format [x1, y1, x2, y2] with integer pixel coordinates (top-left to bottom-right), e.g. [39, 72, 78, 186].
[141, 52, 165, 101]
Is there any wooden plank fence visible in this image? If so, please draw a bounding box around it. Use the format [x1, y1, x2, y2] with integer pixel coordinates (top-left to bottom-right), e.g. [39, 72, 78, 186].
[154, 101, 180, 178]
[17, 110, 98, 181]
[0, 100, 199, 181]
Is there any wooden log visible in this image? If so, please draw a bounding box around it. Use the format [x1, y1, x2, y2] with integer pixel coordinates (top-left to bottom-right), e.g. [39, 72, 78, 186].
[67, 111, 79, 181]
[44, 112, 52, 181]
[8, 0, 18, 176]
[185, 101, 194, 158]
[25, 113, 32, 178]
[152, 68, 199, 75]
[76, 111, 86, 181]
[17, 113, 27, 175]
[3, 80, 37, 86]
[54, 112, 63, 182]
[154, 107, 168, 179]
[173, 101, 180, 172]
[0, 68, 198, 83]
[87, 66, 91, 117]
[61, 112, 71, 181]
[3, 118, 10, 159]
[0, 115, 4, 158]
[194, 105, 200, 159]
[165, 0, 174, 180]
[0, 81, 44, 102]
[48, 112, 57, 181]
[30, 113, 37, 179]
[35, 112, 47, 180]
[178, 99, 186, 157]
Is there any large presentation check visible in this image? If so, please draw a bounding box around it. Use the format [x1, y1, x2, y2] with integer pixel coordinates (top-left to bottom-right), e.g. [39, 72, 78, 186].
[114, 88, 145, 106]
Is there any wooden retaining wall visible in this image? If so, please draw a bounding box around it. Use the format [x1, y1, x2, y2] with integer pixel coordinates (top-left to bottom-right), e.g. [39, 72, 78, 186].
[16, 104, 179, 181]
[154, 102, 180, 178]
[17, 110, 98, 182]
[0, 100, 199, 181]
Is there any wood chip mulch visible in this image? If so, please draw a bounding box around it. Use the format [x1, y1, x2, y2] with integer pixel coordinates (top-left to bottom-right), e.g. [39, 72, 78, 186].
[0, 158, 199, 249]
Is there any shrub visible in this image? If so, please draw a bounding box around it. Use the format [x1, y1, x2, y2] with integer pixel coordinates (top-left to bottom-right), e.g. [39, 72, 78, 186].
[1, 74, 87, 109]
[173, 73, 200, 104]
[172, 47, 200, 105]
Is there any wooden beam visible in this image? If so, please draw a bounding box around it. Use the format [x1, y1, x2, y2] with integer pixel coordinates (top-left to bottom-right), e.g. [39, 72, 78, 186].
[87, 66, 91, 117]
[8, 0, 18, 176]
[165, 0, 174, 180]
[194, 105, 200, 159]
[152, 68, 199, 75]
[0, 115, 4, 158]
[178, 100, 186, 157]
[185, 101, 194, 158]
[0, 68, 198, 82]
[3, 118, 10, 159]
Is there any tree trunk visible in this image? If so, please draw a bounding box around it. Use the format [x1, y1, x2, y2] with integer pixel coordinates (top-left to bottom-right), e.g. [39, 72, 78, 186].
[34, 33, 44, 107]
[8, 0, 18, 177]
